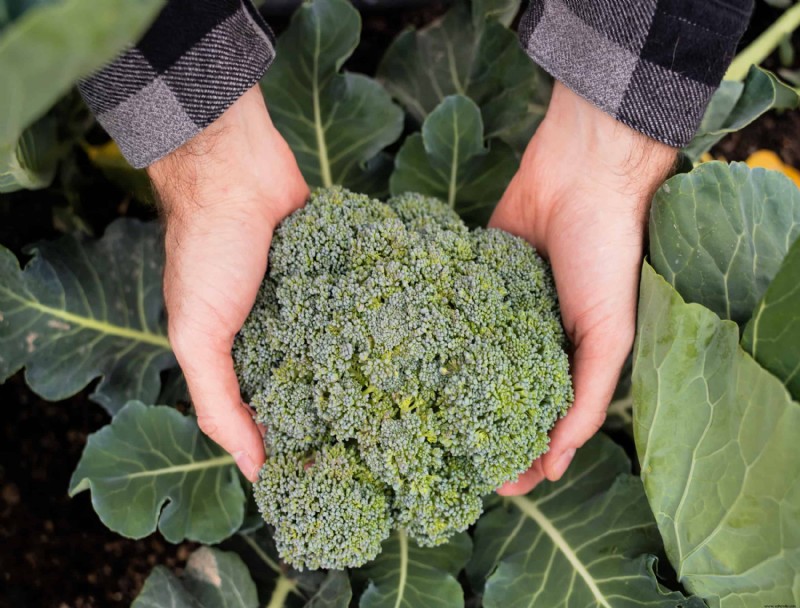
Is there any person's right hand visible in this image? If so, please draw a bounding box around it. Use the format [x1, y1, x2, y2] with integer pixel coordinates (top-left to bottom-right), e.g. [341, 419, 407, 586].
[147, 85, 308, 482]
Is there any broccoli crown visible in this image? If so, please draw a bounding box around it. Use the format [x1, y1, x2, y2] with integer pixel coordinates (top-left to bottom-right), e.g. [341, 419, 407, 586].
[234, 187, 573, 569]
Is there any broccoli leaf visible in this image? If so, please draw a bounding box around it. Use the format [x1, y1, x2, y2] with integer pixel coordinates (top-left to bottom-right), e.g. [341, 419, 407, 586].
[649, 161, 800, 325]
[471, 0, 521, 27]
[377, 0, 549, 153]
[389, 95, 516, 226]
[0, 0, 163, 191]
[742, 236, 800, 401]
[260, 0, 403, 196]
[158, 368, 190, 408]
[684, 67, 800, 161]
[0, 218, 175, 413]
[355, 530, 471, 608]
[133, 547, 258, 608]
[69, 402, 245, 544]
[0, 116, 58, 192]
[469, 434, 703, 607]
[633, 263, 800, 607]
[304, 571, 352, 608]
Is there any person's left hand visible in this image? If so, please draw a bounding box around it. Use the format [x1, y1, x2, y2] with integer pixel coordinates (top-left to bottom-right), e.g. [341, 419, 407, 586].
[491, 82, 677, 495]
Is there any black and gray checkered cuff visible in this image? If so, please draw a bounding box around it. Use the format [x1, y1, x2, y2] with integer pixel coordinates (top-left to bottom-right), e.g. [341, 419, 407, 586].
[79, 0, 275, 168]
[520, 0, 752, 148]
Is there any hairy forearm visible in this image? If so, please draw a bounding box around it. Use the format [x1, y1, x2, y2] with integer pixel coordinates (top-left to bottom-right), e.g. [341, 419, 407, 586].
[541, 82, 678, 196]
[147, 85, 306, 228]
[507, 82, 678, 247]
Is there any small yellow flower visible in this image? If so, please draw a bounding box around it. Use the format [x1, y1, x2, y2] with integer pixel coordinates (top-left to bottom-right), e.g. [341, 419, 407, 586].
[745, 150, 800, 188]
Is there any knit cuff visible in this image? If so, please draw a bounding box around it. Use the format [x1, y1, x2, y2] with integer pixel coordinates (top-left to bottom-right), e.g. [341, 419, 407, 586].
[79, 0, 275, 168]
[519, 0, 752, 147]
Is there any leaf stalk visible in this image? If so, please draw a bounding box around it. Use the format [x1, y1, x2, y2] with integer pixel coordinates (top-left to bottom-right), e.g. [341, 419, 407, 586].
[726, 3, 800, 81]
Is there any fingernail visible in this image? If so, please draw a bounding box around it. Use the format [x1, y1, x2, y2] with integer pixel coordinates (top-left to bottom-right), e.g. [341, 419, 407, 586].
[233, 451, 259, 482]
[551, 448, 576, 480]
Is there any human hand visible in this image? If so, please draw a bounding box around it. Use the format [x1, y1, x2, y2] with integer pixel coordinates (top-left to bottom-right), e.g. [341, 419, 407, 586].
[493, 82, 677, 495]
[148, 86, 308, 482]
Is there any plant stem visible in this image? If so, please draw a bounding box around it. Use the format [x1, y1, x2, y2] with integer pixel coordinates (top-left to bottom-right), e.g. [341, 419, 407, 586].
[725, 3, 800, 81]
[266, 575, 297, 608]
[239, 532, 282, 575]
[393, 529, 409, 608]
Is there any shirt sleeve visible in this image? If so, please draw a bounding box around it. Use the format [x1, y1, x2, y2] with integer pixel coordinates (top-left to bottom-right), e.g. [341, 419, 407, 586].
[518, 0, 754, 147]
[78, 0, 275, 168]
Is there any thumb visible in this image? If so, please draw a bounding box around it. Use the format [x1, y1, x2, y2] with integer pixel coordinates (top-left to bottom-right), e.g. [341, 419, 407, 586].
[541, 323, 632, 481]
[172, 328, 265, 482]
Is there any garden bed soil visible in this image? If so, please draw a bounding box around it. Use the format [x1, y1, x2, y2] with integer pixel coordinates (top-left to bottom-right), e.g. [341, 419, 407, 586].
[0, 374, 198, 608]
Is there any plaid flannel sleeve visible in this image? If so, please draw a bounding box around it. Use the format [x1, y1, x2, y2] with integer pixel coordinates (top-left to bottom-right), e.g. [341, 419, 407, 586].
[519, 0, 754, 147]
[78, 0, 275, 168]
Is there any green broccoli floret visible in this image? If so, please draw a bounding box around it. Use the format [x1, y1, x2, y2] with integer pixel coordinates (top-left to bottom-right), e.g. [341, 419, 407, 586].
[233, 186, 573, 569]
[254, 442, 392, 570]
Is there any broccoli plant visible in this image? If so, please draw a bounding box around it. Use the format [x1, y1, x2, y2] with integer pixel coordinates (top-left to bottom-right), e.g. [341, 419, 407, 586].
[233, 187, 573, 569]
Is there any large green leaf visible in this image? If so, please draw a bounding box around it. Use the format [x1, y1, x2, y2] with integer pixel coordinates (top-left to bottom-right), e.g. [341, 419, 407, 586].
[632, 263, 800, 607]
[649, 161, 800, 324]
[133, 547, 258, 608]
[260, 0, 402, 196]
[0, 0, 58, 28]
[389, 95, 516, 226]
[69, 402, 245, 544]
[378, 0, 549, 153]
[684, 66, 800, 160]
[304, 571, 351, 608]
[0, 218, 175, 413]
[468, 434, 702, 608]
[0, 0, 163, 149]
[355, 530, 471, 608]
[0, 116, 58, 192]
[742, 235, 800, 400]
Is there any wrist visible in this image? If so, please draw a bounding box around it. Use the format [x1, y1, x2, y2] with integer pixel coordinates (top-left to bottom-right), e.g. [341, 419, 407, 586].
[496, 82, 678, 246]
[534, 82, 678, 197]
[148, 86, 308, 228]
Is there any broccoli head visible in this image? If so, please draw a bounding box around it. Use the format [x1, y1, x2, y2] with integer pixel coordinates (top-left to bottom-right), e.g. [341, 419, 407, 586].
[233, 187, 573, 569]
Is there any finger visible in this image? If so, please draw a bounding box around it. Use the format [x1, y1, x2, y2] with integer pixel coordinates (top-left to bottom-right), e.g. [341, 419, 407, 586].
[171, 326, 265, 482]
[497, 460, 546, 496]
[541, 325, 632, 481]
[241, 400, 267, 438]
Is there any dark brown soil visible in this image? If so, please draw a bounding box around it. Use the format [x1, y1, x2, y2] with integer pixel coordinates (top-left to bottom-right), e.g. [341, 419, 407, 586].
[714, 110, 800, 168]
[0, 374, 197, 608]
[714, 8, 800, 169]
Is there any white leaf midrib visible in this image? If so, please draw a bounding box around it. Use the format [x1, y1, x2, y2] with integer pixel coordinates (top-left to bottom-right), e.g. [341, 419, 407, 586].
[393, 529, 409, 608]
[1, 287, 170, 348]
[508, 495, 612, 608]
[104, 454, 235, 481]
